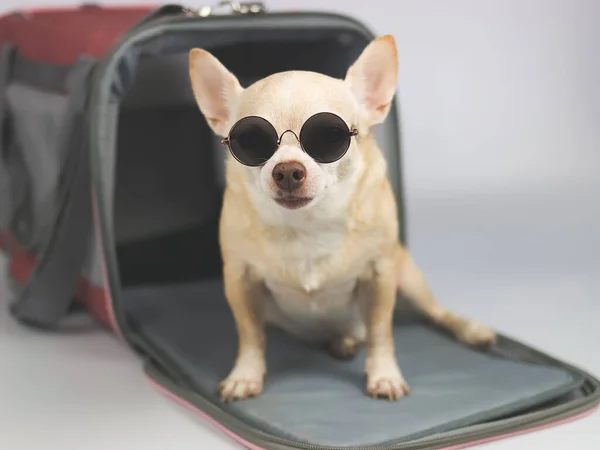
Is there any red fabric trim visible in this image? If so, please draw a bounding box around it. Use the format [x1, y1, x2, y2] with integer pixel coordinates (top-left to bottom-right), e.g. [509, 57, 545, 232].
[0, 231, 37, 284]
[75, 277, 113, 328]
[0, 5, 156, 65]
[0, 230, 113, 329]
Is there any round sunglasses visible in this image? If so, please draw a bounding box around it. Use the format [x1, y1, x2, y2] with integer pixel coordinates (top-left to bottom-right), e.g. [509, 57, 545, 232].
[221, 112, 358, 167]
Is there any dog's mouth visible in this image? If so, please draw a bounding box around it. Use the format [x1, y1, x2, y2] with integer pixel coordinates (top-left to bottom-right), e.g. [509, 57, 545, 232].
[274, 196, 314, 210]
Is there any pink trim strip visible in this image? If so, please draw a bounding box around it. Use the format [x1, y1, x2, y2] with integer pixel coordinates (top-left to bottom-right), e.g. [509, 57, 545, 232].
[147, 375, 598, 450]
[147, 377, 266, 450]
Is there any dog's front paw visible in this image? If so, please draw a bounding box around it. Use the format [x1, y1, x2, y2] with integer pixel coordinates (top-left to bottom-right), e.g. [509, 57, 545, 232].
[218, 375, 263, 402]
[367, 373, 410, 401]
[456, 320, 497, 347]
[218, 363, 265, 402]
[365, 359, 410, 401]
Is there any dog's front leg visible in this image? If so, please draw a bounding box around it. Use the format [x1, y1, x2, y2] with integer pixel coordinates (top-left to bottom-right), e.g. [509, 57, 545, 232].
[219, 262, 266, 402]
[363, 258, 410, 400]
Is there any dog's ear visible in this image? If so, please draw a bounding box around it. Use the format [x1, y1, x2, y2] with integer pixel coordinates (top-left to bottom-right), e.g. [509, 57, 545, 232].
[344, 35, 398, 127]
[189, 48, 243, 136]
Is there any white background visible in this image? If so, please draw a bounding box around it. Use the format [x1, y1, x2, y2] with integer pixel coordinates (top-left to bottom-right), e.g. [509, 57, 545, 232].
[1, 0, 599, 449]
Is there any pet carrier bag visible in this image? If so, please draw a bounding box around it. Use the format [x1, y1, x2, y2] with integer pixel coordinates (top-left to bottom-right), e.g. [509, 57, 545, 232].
[0, 3, 598, 449]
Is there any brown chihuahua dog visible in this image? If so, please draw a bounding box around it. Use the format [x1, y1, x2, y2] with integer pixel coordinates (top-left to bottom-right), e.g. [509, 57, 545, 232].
[189, 35, 496, 402]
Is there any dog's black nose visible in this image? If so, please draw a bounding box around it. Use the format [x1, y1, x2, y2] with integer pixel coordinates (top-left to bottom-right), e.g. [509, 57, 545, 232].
[272, 162, 306, 193]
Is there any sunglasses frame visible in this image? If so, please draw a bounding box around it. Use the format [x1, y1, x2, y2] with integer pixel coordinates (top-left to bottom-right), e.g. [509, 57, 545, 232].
[221, 112, 359, 167]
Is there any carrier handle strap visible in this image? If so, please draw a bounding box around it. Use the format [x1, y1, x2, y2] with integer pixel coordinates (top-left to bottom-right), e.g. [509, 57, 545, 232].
[10, 59, 95, 329]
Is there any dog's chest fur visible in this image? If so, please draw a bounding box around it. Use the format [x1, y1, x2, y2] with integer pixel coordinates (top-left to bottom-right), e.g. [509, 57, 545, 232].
[253, 217, 366, 324]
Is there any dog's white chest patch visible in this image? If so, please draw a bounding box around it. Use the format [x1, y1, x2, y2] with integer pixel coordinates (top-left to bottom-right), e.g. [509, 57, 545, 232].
[265, 275, 358, 323]
[248, 198, 372, 340]
[258, 221, 363, 334]
[263, 263, 365, 343]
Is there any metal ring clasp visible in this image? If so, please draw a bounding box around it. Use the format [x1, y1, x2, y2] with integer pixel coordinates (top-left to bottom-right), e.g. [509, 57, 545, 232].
[197, 1, 266, 17]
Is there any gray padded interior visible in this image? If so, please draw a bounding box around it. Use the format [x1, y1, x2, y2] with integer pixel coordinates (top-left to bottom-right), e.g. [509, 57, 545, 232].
[115, 54, 222, 245]
[123, 281, 582, 448]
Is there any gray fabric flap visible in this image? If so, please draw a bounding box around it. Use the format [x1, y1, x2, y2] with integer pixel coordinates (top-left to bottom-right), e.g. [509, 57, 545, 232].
[4, 83, 70, 248]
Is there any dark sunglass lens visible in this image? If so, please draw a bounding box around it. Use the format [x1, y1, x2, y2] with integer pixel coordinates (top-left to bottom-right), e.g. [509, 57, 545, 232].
[300, 113, 351, 163]
[228, 117, 278, 166]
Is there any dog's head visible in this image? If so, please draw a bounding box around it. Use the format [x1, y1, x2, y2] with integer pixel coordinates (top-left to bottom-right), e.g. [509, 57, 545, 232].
[189, 35, 398, 215]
